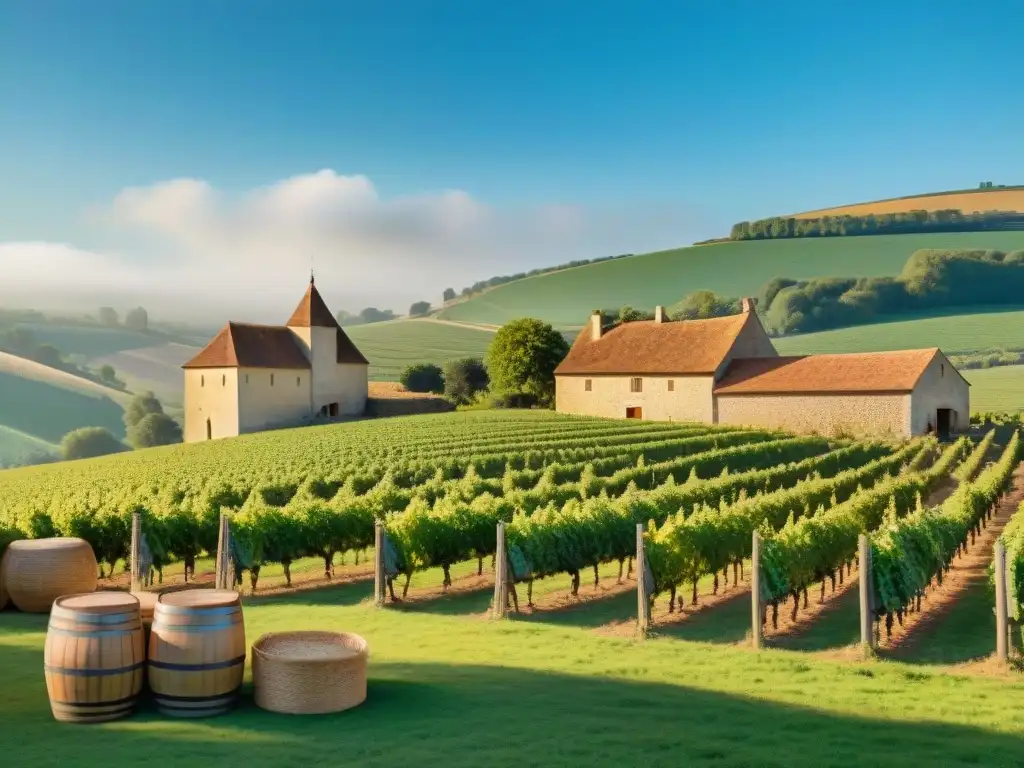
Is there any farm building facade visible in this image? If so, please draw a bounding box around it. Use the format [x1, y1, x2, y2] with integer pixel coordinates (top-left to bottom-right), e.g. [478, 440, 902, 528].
[181, 278, 369, 443]
[554, 300, 969, 438]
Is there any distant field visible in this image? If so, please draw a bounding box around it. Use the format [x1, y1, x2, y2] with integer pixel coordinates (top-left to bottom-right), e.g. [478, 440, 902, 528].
[346, 319, 495, 380]
[962, 365, 1024, 412]
[16, 322, 164, 358]
[793, 187, 1024, 219]
[438, 231, 1024, 328]
[90, 342, 199, 406]
[0, 425, 57, 467]
[774, 307, 1024, 357]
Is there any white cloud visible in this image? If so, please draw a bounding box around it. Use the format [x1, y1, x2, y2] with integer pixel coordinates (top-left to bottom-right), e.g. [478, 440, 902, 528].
[2, 170, 710, 322]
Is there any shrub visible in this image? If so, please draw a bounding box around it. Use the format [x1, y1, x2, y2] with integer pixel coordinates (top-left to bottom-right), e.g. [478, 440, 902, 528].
[401, 363, 445, 394]
[60, 427, 128, 461]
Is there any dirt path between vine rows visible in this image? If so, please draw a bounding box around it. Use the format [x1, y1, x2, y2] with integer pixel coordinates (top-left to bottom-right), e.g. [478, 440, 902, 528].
[877, 462, 1024, 655]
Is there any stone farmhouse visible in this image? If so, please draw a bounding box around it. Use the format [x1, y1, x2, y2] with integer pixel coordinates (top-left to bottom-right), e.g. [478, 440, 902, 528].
[182, 277, 369, 443]
[554, 299, 969, 438]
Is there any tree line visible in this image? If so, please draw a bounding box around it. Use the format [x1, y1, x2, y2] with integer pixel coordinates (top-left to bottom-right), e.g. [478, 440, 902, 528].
[729, 209, 1024, 241]
[618, 248, 1024, 337]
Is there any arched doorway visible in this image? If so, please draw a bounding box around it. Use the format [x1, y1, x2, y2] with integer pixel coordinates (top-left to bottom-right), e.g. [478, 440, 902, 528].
[206, 418, 212, 441]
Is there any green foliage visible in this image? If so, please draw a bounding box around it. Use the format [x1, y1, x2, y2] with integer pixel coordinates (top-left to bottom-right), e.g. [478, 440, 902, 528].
[97, 306, 119, 326]
[124, 391, 164, 430]
[400, 363, 445, 394]
[442, 288, 457, 302]
[669, 290, 741, 321]
[128, 412, 182, 449]
[486, 318, 569, 407]
[98, 364, 118, 384]
[409, 301, 432, 317]
[60, 426, 127, 461]
[731, 210, 1024, 242]
[443, 357, 489, 404]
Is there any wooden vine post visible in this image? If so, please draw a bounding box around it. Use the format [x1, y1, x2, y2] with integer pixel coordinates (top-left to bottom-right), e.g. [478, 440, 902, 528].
[751, 530, 762, 650]
[858, 534, 875, 652]
[493, 521, 509, 619]
[214, 512, 234, 591]
[130, 511, 142, 593]
[636, 523, 651, 635]
[995, 539, 1009, 663]
[373, 522, 387, 607]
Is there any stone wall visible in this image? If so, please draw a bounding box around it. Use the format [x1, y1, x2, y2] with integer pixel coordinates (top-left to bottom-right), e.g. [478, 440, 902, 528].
[715, 392, 911, 437]
[909, 352, 971, 434]
[183, 368, 240, 442]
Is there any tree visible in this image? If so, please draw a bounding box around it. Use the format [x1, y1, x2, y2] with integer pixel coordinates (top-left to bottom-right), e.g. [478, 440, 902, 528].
[98, 364, 118, 385]
[124, 391, 164, 431]
[486, 318, 568, 407]
[60, 427, 127, 461]
[400, 363, 445, 394]
[442, 288, 457, 302]
[98, 307, 119, 326]
[125, 306, 149, 331]
[443, 357, 489, 404]
[32, 344, 63, 368]
[359, 308, 396, 324]
[128, 412, 183, 448]
[335, 310, 362, 326]
[408, 301, 431, 317]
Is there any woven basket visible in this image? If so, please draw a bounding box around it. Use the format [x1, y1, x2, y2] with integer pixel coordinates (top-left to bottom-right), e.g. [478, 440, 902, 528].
[4, 538, 97, 613]
[252, 631, 368, 715]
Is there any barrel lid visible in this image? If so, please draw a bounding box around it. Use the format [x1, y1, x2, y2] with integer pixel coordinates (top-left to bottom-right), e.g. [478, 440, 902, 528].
[55, 591, 140, 613]
[10, 537, 89, 551]
[158, 589, 239, 608]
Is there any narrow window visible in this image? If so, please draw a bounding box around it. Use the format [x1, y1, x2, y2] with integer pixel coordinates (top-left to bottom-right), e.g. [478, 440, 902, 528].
[271, 373, 275, 386]
[630, 377, 642, 393]
[941, 364, 944, 377]
[222, 374, 226, 387]
[584, 379, 592, 392]
[297, 376, 301, 386]
[201, 375, 205, 387]
[668, 380, 675, 392]
[245, 374, 249, 384]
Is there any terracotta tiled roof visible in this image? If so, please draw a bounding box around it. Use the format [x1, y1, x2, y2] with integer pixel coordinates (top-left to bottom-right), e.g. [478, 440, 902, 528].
[182, 323, 311, 370]
[555, 313, 751, 375]
[337, 327, 369, 364]
[714, 349, 942, 394]
[286, 279, 340, 328]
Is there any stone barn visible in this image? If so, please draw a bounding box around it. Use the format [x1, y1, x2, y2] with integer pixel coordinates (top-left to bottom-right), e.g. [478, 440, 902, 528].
[182, 277, 369, 442]
[554, 299, 969, 438]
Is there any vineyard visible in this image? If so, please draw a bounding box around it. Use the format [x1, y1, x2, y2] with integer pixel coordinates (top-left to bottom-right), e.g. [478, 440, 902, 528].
[0, 411, 906, 598]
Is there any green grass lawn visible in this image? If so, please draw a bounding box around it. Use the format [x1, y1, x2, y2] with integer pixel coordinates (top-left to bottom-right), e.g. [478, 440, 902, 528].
[962, 366, 1024, 413]
[438, 232, 1024, 328]
[4, 577, 1024, 767]
[774, 306, 1024, 357]
[16, 323, 166, 358]
[345, 319, 495, 380]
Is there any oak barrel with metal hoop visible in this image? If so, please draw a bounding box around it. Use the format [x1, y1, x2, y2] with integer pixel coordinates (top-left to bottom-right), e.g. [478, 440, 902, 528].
[148, 589, 245, 717]
[44, 592, 144, 723]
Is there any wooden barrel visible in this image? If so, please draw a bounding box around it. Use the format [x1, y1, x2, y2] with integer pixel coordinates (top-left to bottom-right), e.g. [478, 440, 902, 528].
[5, 537, 98, 613]
[44, 592, 144, 723]
[148, 589, 245, 717]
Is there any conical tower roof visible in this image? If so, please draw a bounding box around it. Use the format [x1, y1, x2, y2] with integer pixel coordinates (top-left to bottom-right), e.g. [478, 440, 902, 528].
[286, 275, 340, 328]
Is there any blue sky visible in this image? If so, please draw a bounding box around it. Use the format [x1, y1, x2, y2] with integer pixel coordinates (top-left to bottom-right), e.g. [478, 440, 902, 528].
[1, 1, 1023, 317]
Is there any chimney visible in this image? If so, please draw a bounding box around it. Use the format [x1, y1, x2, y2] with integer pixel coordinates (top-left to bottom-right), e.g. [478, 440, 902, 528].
[654, 305, 665, 323]
[741, 297, 756, 314]
[590, 310, 603, 341]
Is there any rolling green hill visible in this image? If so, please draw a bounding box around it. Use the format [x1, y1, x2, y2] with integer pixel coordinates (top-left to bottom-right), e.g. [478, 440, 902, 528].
[773, 307, 1024, 357]
[0, 351, 128, 465]
[345, 319, 496, 380]
[439, 231, 1024, 328]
